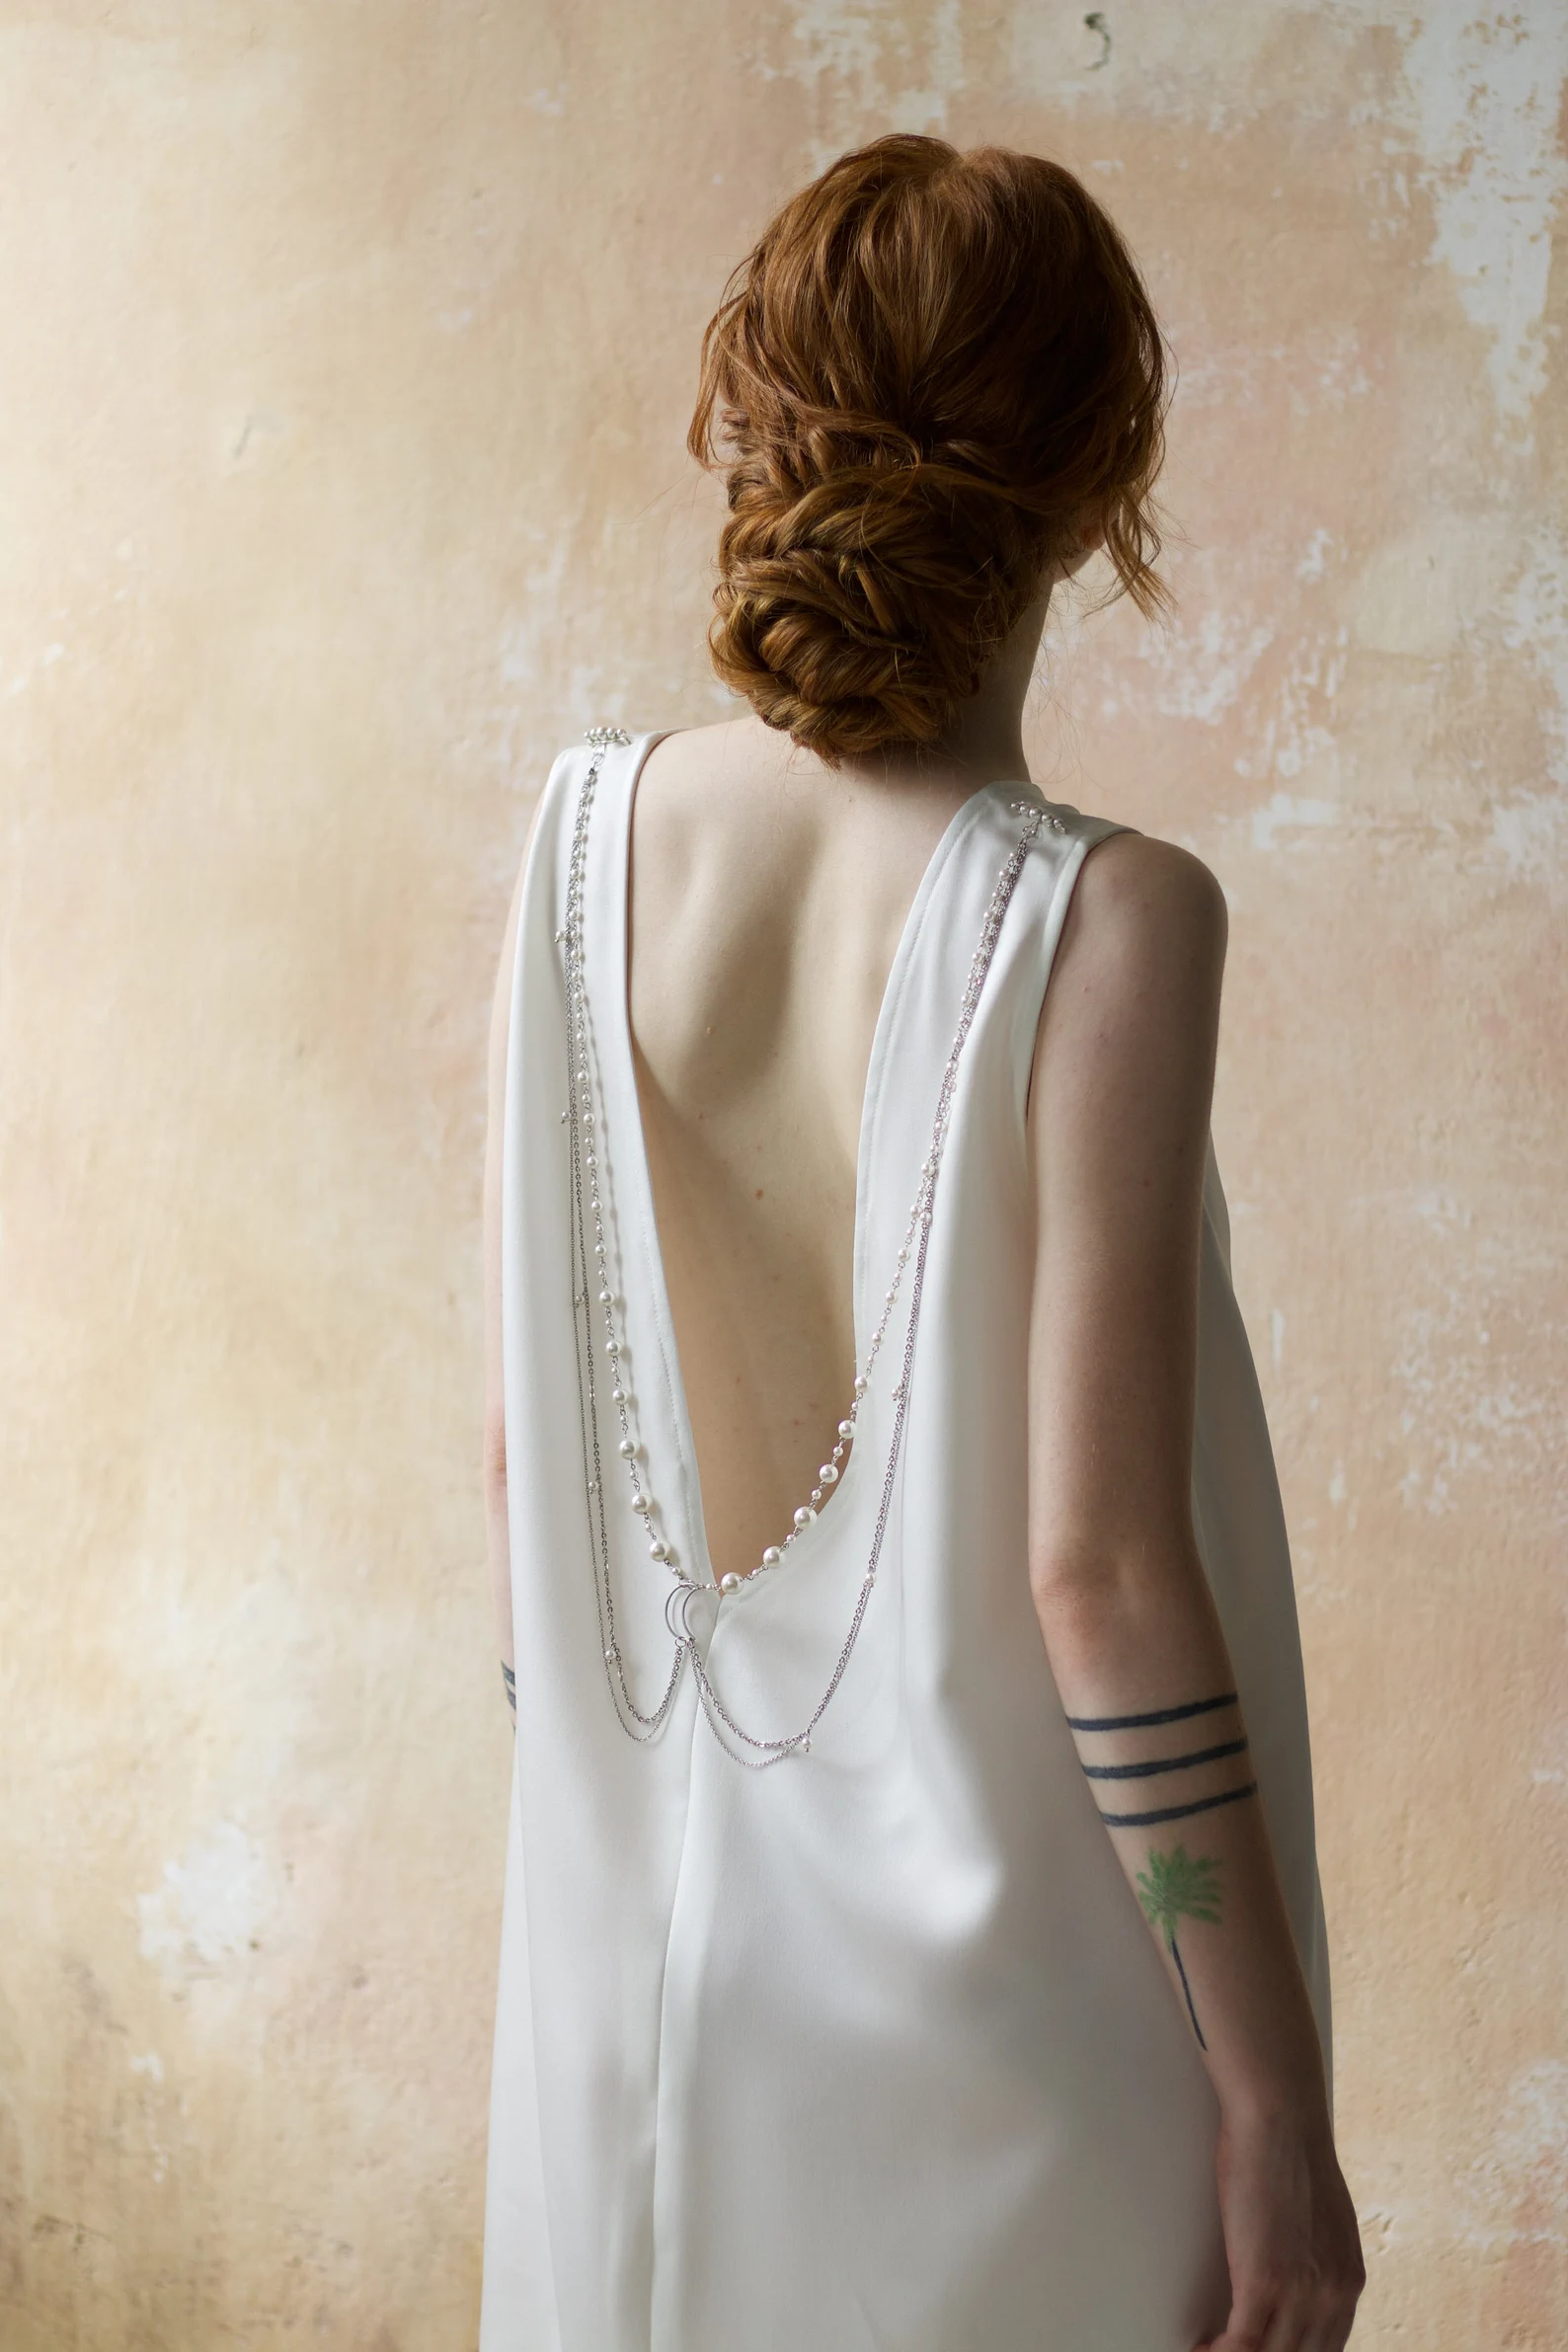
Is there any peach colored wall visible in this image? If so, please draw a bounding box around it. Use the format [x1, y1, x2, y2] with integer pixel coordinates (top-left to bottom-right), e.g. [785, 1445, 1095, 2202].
[1, 4, 1562, 2346]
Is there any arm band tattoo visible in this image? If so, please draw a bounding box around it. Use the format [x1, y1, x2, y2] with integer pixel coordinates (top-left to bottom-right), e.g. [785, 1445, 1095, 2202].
[1069, 1690, 1254, 1831]
[1066, 1691, 1238, 1732]
[501, 1661, 516, 1717]
[1082, 1736, 1250, 1781]
[1097, 1780, 1258, 1830]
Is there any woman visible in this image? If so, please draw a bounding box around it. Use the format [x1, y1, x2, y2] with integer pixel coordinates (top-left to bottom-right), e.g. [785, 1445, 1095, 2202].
[480, 135, 1363, 2352]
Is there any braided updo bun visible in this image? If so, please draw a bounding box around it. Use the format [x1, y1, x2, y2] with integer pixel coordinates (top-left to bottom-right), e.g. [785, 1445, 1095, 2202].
[689, 135, 1169, 763]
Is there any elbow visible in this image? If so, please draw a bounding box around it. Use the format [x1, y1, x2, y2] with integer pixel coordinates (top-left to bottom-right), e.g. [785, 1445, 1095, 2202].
[1028, 1546, 1121, 1641]
[1027, 1536, 1210, 1639]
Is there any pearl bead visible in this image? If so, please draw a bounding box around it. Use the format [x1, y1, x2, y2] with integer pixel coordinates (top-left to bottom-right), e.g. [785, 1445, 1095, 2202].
[649, 1537, 667, 1561]
[810, 1488, 823, 1507]
[853, 1377, 867, 1399]
[585, 1152, 596, 1170]
[598, 1288, 613, 1304]
[794, 1506, 816, 1529]
[720, 1573, 741, 1595]
[554, 928, 567, 944]
[603, 1645, 618, 1664]
[610, 1386, 626, 1404]
[819, 1462, 838, 1485]
[761, 1546, 781, 1567]
[838, 1419, 854, 1439]
[618, 1439, 636, 1457]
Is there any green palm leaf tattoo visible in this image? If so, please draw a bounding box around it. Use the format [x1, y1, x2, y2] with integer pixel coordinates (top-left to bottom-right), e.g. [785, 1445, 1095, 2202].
[1136, 1845, 1222, 2049]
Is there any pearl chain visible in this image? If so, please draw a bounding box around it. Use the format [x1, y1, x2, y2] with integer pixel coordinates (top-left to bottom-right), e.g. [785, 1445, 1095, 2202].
[563, 728, 1060, 1760]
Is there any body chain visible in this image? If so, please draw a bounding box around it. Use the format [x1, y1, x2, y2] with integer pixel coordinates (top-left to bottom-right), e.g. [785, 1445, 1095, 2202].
[561, 727, 1058, 1765]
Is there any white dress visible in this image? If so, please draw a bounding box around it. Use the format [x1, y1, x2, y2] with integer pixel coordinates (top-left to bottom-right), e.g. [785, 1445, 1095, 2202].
[481, 731, 1330, 2352]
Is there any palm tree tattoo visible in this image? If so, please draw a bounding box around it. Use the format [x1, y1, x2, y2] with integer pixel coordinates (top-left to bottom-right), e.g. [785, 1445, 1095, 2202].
[1137, 1845, 1222, 2049]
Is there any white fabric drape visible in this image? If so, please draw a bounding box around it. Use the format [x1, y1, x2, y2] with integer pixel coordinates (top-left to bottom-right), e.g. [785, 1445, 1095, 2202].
[482, 733, 1328, 2352]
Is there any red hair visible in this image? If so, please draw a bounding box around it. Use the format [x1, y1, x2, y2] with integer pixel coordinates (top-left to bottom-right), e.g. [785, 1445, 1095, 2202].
[689, 134, 1169, 763]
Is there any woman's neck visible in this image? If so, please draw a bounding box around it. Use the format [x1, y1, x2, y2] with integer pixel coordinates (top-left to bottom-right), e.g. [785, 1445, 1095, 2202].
[829, 584, 1053, 798]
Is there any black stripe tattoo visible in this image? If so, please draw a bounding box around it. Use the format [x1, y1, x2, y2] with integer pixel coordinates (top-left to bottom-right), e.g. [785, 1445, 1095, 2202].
[1066, 1691, 1238, 1733]
[1098, 1781, 1258, 1830]
[1082, 1737, 1250, 1782]
[501, 1661, 516, 1715]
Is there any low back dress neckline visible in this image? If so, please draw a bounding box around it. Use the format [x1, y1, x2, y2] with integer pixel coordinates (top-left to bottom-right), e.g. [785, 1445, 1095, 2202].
[481, 729, 1329, 2352]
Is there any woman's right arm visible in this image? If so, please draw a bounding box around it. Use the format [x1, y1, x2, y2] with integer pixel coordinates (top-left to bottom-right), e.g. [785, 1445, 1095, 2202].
[1026, 832, 1364, 2352]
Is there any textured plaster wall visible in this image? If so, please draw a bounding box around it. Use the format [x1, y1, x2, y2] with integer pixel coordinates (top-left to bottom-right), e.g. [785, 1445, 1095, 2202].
[1, 3, 1562, 2346]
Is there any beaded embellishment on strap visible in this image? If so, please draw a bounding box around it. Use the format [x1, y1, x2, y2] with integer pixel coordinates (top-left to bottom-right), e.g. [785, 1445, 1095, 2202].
[561, 728, 1061, 1765]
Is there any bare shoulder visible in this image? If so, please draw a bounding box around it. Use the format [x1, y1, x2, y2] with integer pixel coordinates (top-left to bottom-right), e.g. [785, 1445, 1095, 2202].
[1068, 830, 1227, 966]
[1032, 829, 1227, 1129]
[1048, 831, 1226, 1023]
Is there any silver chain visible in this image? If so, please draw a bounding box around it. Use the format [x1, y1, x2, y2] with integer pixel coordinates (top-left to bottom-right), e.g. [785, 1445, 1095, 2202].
[560, 726, 1058, 1764]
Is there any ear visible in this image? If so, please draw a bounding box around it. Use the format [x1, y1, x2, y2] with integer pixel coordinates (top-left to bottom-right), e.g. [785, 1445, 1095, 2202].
[1055, 524, 1104, 584]
[1069, 506, 1107, 565]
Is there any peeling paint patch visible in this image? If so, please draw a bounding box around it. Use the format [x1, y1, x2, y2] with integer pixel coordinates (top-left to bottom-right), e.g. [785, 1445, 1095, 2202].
[1392, 1292, 1565, 1521]
[1137, 605, 1276, 724]
[1489, 791, 1567, 882]
[1265, 634, 1346, 783]
[1296, 530, 1334, 584]
[137, 1821, 273, 1981]
[1481, 531, 1568, 886]
[1460, 2062, 1568, 2248]
[1248, 792, 1336, 853]
[1399, 5, 1568, 440]
[1500, 534, 1568, 790]
[780, 0, 966, 136]
[783, 0, 890, 98]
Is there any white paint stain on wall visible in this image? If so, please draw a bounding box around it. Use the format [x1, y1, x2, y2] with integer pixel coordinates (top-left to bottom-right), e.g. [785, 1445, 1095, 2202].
[993, 0, 1567, 455]
[1249, 792, 1338, 852]
[1490, 790, 1567, 882]
[1392, 1287, 1564, 1518]
[1399, 3, 1568, 439]
[1138, 605, 1277, 724]
[780, 0, 965, 134]
[1250, 634, 1348, 787]
[1489, 530, 1568, 882]
[1460, 2060, 1568, 2246]
[137, 1819, 274, 1981]
[1296, 530, 1334, 583]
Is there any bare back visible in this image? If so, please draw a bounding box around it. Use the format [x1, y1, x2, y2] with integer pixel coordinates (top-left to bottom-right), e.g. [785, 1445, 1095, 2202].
[628, 716, 986, 1585]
